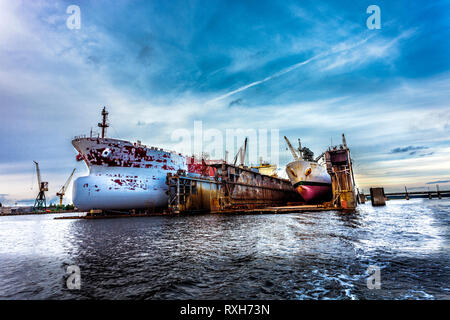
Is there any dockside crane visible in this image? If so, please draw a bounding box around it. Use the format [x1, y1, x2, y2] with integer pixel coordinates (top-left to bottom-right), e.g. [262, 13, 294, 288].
[33, 161, 48, 211]
[56, 169, 76, 206]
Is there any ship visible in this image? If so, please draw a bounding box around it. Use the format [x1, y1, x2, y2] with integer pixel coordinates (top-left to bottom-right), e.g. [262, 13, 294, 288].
[250, 159, 278, 177]
[72, 107, 190, 211]
[284, 136, 332, 203]
[72, 109, 300, 212]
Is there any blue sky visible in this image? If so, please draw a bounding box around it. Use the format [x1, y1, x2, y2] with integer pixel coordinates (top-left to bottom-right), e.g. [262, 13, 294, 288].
[0, 0, 449, 205]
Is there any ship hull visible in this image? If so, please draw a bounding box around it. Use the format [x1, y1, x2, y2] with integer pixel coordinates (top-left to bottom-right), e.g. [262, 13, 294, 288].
[72, 137, 186, 211]
[286, 160, 332, 203]
[73, 167, 170, 211]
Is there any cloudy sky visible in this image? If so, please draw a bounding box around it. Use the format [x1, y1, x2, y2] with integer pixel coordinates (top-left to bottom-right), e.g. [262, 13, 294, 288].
[0, 0, 449, 205]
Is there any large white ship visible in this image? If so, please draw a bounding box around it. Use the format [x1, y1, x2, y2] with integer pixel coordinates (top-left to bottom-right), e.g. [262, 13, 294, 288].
[72, 108, 203, 211]
[284, 136, 332, 203]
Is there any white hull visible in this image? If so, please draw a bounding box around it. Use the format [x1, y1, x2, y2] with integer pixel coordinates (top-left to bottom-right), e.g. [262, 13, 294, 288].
[285, 160, 332, 203]
[73, 166, 175, 211]
[72, 137, 186, 211]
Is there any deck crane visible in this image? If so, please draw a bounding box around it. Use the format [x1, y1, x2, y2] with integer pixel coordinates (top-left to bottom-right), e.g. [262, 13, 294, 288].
[33, 161, 48, 211]
[233, 137, 248, 166]
[56, 169, 76, 206]
[284, 136, 300, 161]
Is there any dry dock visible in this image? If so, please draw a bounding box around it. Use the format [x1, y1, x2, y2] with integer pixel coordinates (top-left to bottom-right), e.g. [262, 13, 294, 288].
[166, 135, 358, 215]
[166, 162, 300, 214]
[55, 134, 360, 219]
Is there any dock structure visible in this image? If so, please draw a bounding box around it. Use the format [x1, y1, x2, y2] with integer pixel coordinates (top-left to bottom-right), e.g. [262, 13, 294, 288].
[166, 163, 300, 214]
[370, 187, 386, 206]
[358, 192, 366, 204]
[166, 134, 359, 215]
[324, 134, 358, 210]
[368, 190, 450, 200]
[60, 133, 362, 219]
[365, 187, 450, 200]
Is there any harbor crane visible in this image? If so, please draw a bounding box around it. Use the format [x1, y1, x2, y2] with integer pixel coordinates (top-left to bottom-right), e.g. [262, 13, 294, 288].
[33, 161, 48, 211]
[56, 169, 76, 206]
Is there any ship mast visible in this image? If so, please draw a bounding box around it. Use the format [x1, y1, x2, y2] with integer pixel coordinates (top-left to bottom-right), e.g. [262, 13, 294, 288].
[98, 107, 109, 138]
[298, 138, 303, 159]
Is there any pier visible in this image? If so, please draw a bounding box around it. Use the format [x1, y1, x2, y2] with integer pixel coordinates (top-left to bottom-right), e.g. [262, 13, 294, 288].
[364, 185, 449, 206]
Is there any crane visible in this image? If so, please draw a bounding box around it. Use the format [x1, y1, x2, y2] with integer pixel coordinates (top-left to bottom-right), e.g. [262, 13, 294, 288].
[33, 161, 48, 211]
[284, 136, 300, 161]
[233, 137, 248, 166]
[56, 169, 76, 206]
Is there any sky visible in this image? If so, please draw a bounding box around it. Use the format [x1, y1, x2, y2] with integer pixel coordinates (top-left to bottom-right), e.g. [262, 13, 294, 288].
[0, 0, 449, 205]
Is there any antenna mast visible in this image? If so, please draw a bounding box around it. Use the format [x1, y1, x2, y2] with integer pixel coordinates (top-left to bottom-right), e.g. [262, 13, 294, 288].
[98, 107, 109, 138]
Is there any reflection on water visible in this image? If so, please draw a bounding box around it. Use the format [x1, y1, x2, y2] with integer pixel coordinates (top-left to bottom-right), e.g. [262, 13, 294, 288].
[0, 198, 448, 299]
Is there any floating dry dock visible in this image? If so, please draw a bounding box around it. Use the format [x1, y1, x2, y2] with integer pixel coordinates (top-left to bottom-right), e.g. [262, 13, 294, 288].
[166, 163, 299, 214]
[56, 135, 359, 220]
[166, 136, 358, 214]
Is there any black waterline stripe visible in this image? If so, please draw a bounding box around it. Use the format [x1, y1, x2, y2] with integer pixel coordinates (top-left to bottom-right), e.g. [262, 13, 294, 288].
[293, 181, 332, 188]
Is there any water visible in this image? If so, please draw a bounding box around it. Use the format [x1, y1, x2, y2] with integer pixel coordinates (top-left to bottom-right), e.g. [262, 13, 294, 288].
[0, 198, 448, 300]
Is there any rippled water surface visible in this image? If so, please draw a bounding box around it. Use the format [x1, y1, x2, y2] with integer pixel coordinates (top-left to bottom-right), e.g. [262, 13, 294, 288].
[0, 198, 449, 299]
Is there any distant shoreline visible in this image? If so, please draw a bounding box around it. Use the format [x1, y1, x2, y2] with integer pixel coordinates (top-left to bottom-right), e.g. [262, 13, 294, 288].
[0, 210, 80, 217]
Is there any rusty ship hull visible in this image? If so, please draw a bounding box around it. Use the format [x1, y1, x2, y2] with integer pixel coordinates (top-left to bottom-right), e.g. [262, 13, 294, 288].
[72, 137, 187, 211]
[167, 163, 301, 213]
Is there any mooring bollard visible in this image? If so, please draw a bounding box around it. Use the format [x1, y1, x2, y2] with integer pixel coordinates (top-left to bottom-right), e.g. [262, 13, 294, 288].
[359, 193, 366, 204]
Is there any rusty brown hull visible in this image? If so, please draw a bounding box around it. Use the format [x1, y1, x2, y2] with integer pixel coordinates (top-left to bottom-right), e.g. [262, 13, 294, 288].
[167, 163, 301, 213]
